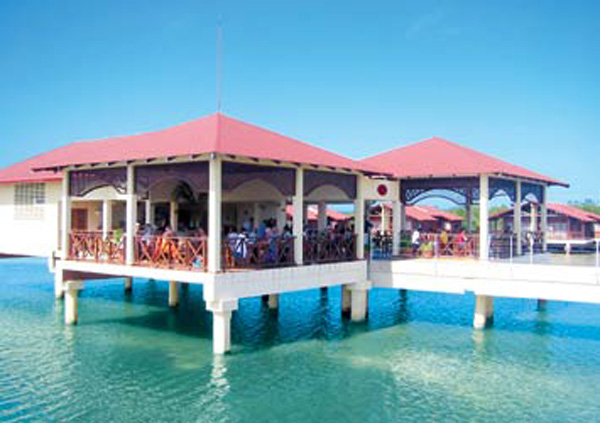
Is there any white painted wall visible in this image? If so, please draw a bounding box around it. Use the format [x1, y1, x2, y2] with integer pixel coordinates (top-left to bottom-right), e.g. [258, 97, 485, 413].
[0, 182, 61, 257]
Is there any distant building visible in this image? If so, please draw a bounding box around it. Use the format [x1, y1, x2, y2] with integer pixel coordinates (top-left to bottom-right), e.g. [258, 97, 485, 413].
[369, 204, 463, 234]
[285, 205, 349, 229]
[490, 203, 600, 241]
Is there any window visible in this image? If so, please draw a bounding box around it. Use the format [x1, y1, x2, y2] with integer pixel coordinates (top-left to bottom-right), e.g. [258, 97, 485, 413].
[14, 183, 45, 220]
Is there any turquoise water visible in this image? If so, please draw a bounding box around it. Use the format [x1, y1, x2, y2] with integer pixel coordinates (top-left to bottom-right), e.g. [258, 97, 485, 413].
[2, 258, 600, 422]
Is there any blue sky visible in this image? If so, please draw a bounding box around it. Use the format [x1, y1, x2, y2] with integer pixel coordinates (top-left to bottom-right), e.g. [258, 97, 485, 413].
[0, 0, 598, 202]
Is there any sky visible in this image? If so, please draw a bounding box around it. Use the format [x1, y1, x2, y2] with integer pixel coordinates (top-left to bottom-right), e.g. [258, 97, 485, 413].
[0, 0, 598, 203]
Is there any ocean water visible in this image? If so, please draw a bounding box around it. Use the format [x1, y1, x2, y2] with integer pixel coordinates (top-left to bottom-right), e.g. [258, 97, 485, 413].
[2, 258, 600, 422]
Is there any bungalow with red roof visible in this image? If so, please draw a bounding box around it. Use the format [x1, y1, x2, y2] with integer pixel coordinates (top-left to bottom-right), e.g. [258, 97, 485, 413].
[369, 204, 463, 234]
[490, 203, 600, 242]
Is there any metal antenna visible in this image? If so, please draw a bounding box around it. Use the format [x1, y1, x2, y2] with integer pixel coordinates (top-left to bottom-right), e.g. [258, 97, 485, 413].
[216, 21, 223, 113]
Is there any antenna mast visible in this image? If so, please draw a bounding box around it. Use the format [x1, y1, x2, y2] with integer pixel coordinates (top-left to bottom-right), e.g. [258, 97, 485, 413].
[216, 22, 223, 113]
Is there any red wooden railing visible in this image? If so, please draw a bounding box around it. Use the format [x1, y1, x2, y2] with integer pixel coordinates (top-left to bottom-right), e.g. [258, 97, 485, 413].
[223, 236, 295, 270]
[303, 233, 357, 264]
[68, 231, 125, 264]
[134, 236, 207, 271]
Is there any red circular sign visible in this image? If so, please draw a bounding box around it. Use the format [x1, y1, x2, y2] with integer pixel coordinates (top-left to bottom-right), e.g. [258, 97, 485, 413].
[377, 184, 388, 196]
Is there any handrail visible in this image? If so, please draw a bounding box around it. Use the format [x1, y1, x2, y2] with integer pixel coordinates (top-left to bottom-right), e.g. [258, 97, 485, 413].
[223, 235, 295, 270]
[68, 231, 125, 264]
[135, 235, 208, 271]
[303, 233, 357, 264]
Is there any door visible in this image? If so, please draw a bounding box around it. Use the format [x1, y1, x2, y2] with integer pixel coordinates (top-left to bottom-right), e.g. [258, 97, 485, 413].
[71, 208, 88, 231]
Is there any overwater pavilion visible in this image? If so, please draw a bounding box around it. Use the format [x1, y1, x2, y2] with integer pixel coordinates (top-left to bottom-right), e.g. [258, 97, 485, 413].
[33, 113, 399, 353]
[361, 137, 569, 259]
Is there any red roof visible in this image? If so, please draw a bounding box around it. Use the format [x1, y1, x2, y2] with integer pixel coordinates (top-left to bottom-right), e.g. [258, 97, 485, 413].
[378, 204, 462, 222]
[0, 154, 61, 184]
[491, 203, 600, 223]
[548, 204, 600, 222]
[286, 205, 350, 222]
[28, 113, 381, 174]
[361, 137, 567, 187]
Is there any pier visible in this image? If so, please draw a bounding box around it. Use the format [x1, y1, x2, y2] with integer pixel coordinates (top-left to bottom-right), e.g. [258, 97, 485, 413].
[1, 113, 591, 355]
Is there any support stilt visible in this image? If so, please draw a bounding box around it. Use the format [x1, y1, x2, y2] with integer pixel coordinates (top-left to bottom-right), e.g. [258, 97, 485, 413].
[207, 299, 238, 355]
[473, 295, 494, 329]
[169, 281, 179, 307]
[64, 280, 84, 325]
[268, 294, 279, 310]
[54, 270, 64, 300]
[537, 299, 547, 311]
[350, 289, 368, 322]
[124, 277, 133, 293]
[341, 285, 351, 317]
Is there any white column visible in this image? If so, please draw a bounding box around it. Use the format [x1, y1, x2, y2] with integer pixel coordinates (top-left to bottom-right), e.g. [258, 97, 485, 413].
[514, 180, 522, 255]
[392, 200, 401, 255]
[268, 294, 279, 310]
[355, 177, 365, 260]
[170, 200, 178, 231]
[293, 167, 304, 265]
[530, 202, 537, 233]
[473, 295, 494, 329]
[208, 156, 222, 273]
[64, 280, 84, 325]
[168, 281, 179, 307]
[207, 299, 238, 355]
[54, 269, 64, 299]
[125, 165, 137, 265]
[317, 201, 327, 231]
[479, 174, 489, 260]
[145, 199, 152, 225]
[60, 169, 71, 260]
[541, 185, 548, 252]
[102, 199, 112, 240]
[382, 203, 389, 234]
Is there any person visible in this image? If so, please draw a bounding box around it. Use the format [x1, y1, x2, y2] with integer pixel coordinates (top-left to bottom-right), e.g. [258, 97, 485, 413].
[457, 229, 468, 256]
[440, 228, 449, 254]
[257, 220, 267, 238]
[411, 227, 421, 255]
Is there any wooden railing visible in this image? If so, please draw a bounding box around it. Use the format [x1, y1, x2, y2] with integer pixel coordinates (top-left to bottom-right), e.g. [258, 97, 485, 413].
[68, 231, 125, 264]
[135, 236, 207, 271]
[223, 235, 295, 270]
[303, 233, 357, 264]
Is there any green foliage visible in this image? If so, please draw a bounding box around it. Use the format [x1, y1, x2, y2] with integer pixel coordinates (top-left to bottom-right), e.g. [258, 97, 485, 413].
[568, 201, 600, 215]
